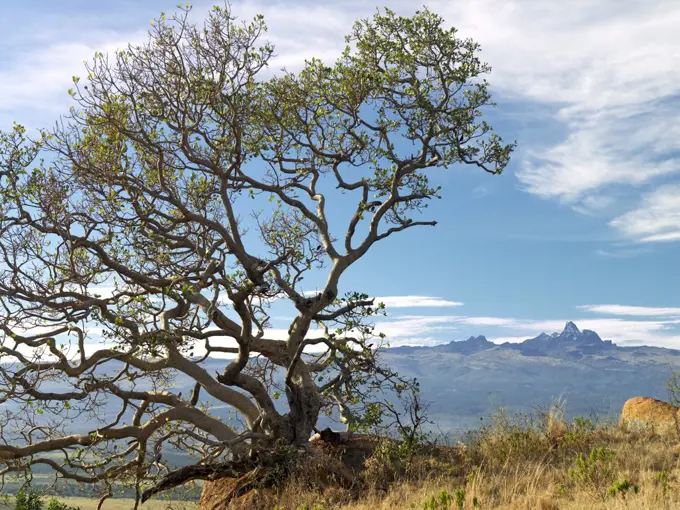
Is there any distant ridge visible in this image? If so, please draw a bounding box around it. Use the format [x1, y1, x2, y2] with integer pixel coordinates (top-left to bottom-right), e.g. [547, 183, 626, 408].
[388, 321, 672, 360]
[382, 321, 680, 430]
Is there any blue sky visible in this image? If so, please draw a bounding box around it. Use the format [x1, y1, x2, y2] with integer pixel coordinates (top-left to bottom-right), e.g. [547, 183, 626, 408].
[3, 0, 680, 349]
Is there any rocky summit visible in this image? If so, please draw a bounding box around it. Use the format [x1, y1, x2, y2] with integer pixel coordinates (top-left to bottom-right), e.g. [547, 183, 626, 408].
[383, 322, 680, 433]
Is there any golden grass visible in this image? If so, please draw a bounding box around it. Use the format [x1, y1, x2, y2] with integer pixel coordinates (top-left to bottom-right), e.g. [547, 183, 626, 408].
[242, 408, 680, 509]
[4, 407, 680, 509]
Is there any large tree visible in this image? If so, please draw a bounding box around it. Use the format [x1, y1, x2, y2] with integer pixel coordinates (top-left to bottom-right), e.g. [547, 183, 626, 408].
[0, 3, 513, 505]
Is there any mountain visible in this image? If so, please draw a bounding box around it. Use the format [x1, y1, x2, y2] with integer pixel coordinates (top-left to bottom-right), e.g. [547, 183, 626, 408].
[392, 335, 495, 355]
[389, 321, 616, 359]
[4, 322, 678, 440]
[382, 322, 680, 433]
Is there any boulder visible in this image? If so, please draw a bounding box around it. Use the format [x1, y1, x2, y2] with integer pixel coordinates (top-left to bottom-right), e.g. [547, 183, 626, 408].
[620, 396, 680, 437]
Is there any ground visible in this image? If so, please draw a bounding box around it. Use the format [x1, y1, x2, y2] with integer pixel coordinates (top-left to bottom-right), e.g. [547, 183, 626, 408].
[195, 407, 680, 509]
[0, 498, 196, 510]
[5, 405, 680, 509]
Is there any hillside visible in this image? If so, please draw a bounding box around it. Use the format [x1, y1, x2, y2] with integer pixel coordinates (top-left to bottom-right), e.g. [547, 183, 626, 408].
[383, 321, 680, 432]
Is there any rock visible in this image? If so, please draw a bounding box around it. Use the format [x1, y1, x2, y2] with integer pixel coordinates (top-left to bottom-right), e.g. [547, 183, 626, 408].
[620, 396, 680, 437]
[309, 427, 351, 444]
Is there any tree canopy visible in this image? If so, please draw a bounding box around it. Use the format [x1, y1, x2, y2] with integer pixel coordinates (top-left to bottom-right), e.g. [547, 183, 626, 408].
[0, 3, 513, 505]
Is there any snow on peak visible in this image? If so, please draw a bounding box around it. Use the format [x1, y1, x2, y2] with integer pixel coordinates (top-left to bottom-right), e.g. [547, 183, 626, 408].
[562, 321, 581, 336]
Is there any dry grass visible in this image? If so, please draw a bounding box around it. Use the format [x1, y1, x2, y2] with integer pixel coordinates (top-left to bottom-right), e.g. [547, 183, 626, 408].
[4, 406, 679, 509]
[242, 406, 680, 509]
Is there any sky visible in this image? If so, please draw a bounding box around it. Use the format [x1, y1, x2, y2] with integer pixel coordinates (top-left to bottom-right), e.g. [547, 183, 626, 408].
[2, 0, 680, 349]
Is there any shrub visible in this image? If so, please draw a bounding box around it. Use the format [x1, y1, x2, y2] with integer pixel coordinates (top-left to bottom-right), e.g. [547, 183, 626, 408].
[454, 489, 465, 510]
[46, 499, 81, 510]
[422, 489, 452, 509]
[559, 416, 598, 455]
[608, 479, 639, 498]
[14, 489, 43, 510]
[463, 407, 547, 468]
[568, 447, 617, 498]
[655, 471, 671, 498]
[422, 489, 477, 510]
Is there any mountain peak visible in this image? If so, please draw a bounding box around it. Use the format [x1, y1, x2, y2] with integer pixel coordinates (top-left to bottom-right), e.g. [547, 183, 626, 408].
[434, 335, 493, 355]
[562, 321, 580, 336]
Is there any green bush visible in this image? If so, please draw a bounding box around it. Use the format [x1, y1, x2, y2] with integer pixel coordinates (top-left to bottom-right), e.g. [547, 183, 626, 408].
[568, 447, 617, 498]
[46, 498, 81, 510]
[463, 408, 547, 468]
[558, 416, 599, 455]
[14, 489, 43, 510]
[454, 489, 465, 510]
[422, 489, 452, 509]
[422, 489, 479, 510]
[607, 479, 638, 498]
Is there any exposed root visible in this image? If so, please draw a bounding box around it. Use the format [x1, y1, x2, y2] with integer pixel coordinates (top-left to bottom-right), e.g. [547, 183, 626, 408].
[141, 460, 255, 504]
[209, 467, 265, 510]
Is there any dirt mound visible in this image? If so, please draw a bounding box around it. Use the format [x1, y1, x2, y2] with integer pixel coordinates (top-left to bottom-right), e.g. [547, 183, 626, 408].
[620, 396, 680, 437]
[199, 434, 380, 509]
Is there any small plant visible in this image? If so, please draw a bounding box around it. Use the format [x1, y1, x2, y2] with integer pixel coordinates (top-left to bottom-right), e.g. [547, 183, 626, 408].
[463, 407, 547, 468]
[454, 489, 465, 510]
[568, 447, 617, 497]
[46, 499, 81, 510]
[423, 489, 452, 509]
[666, 369, 680, 439]
[608, 479, 638, 498]
[666, 369, 680, 407]
[559, 415, 598, 455]
[655, 471, 670, 497]
[14, 488, 43, 510]
[572, 416, 596, 433]
[422, 489, 468, 510]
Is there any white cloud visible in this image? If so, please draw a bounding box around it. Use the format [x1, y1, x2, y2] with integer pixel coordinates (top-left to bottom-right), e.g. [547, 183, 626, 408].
[472, 186, 491, 199]
[405, 0, 680, 232]
[377, 296, 464, 308]
[233, 0, 680, 239]
[579, 304, 680, 318]
[595, 247, 651, 258]
[0, 34, 146, 128]
[374, 315, 459, 346]
[6, 0, 680, 234]
[609, 185, 680, 243]
[486, 335, 530, 345]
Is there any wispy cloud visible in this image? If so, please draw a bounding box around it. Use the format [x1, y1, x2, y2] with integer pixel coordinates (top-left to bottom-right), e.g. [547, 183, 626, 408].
[6, 0, 680, 244]
[579, 304, 680, 318]
[425, 0, 680, 236]
[377, 296, 464, 308]
[609, 185, 680, 243]
[472, 186, 491, 199]
[0, 33, 146, 128]
[595, 247, 651, 258]
[245, 0, 680, 242]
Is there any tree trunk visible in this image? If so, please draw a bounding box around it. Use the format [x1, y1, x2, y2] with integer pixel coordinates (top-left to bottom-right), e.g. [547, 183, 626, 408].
[286, 372, 322, 444]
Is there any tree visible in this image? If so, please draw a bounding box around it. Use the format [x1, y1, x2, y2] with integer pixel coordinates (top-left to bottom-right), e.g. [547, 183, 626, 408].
[0, 3, 513, 505]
